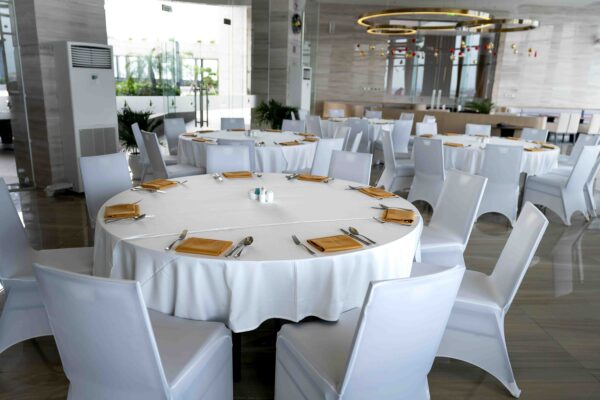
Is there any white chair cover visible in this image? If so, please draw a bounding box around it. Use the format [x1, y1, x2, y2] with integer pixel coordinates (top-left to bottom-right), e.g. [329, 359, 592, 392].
[132, 123, 177, 181]
[329, 150, 372, 185]
[328, 109, 345, 118]
[349, 131, 363, 153]
[520, 127, 548, 142]
[344, 119, 370, 153]
[465, 123, 491, 136]
[377, 130, 414, 192]
[80, 152, 132, 223]
[364, 110, 382, 119]
[220, 118, 245, 130]
[585, 113, 600, 134]
[298, 109, 309, 121]
[477, 144, 523, 225]
[422, 115, 436, 123]
[416, 122, 438, 137]
[275, 265, 465, 400]
[408, 137, 445, 208]
[33, 264, 233, 400]
[437, 202, 549, 398]
[163, 118, 186, 155]
[399, 112, 414, 121]
[216, 138, 257, 172]
[391, 120, 413, 154]
[206, 144, 252, 174]
[306, 116, 323, 137]
[141, 130, 205, 179]
[333, 125, 351, 140]
[567, 112, 581, 136]
[560, 133, 600, 165]
[310, 138, 344, 177]
[282, 119, 306, 132]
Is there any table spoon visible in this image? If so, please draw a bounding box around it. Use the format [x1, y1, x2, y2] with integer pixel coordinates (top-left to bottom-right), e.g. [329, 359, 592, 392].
[349, 226, 376, 245]
[234, 236, 254, 258]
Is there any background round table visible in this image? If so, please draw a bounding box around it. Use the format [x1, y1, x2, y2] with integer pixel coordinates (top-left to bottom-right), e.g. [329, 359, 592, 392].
[93, 174, 422, 332]
[177, 130, 317, 173]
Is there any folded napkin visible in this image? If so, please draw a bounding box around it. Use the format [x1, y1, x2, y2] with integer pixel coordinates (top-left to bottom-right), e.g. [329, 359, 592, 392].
[141, 179, 177, 190]
[175, 237, 233, 257]
[541, 143, 558, 149]
[442, 132, 461, 136]
[505, 136, 521, 141]
[278, 140, 303, 146]
[444, 142, 465, 148]
[382, 208, 417, 225]
[198, 130, 215, 134]
[104, 203, 140, 219]
[182, 133, 197, 137]
[419, 134, 434, 138]
[192, 137, 216, 143]
[222, 171, 253, 178]
[307, 234, 362, 253]
[264, 129, 282, 133]
[303, 137, 319, 142]
[298, 132, 316, 137]
[297, 174, 328, 182]
[524, 147, 547, 152]
[358, 186, 398, 198]
[229, 128, 247, 132]
[532, 140, 546, 145]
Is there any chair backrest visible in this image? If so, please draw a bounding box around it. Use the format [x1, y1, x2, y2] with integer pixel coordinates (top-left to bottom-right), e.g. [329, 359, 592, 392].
[220, 117, 245, 130]
[131, 123, 149, 166]
[290, 111, 297, 120]
[163, 118, 186, 155]
[555, 112, 570, 133]
[306, 116, 323, 137]
[333, 125, 351, 139]
[413, 137, 445, 182]
[381, 130, 397, 171]
[281, 119, 306, 132]
[430, 170, 488, 247]
[328, 108, 345, 118]
[568, 134, 600, 164]
[344, 119, 370, 152]
[216, 138, 256, 172]
[567, 145, 600, 191]
[391, 120, 413, 153]
[364, 110, 382, 119]
[339, 265, 465, 398]
[328, 150, 372, 185]
[0, 178, 32, 279]
[349, 131, 363, 153]
[297, 109, 309, 121]
[399, 112, 414, 121]
[480, 144, 523, 186]
[490, 202, 548, 310]
[587, 114, 600, 134]
[422, 115, 436, 123]
[206, 144, 251, 174]
[80, 153, 132, 223]
[465, 123, 491, 136]
[567, 113, 581, 134]
[310, 138, 344, 176]
[33, 265, 170, 399]
[141, 130, 168, 179]
[520, 127, 548, 142]
[415, 122, 438, 137]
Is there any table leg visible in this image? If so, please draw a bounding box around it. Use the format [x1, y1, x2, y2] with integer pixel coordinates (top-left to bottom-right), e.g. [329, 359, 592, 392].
[232, 332, 242, 382]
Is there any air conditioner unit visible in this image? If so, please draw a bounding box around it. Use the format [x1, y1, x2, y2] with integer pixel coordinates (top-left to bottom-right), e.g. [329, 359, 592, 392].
[53, 41, 119, 193]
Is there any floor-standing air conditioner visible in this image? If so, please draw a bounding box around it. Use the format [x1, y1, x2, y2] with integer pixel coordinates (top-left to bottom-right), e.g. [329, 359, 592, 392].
[54, 41, 119, 193]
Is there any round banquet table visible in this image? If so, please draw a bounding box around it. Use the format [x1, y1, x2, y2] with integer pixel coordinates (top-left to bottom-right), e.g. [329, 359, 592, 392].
[177, 130, 317, 173]
[420, 135, 560, 176]
[93, 174, 422, 332]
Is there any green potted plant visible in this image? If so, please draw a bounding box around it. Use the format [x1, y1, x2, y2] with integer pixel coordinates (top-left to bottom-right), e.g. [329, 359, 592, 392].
[464, 99, 495, 114]
[254, 99, 298, 129]
[117, 103, 161, 179]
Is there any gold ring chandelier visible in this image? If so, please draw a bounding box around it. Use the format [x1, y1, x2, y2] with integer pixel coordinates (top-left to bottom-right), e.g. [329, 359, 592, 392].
[456, 18, 540, 33]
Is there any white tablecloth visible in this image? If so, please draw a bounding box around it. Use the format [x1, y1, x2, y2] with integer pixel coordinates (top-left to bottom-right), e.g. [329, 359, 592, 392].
[418, 135, 560, 176]
[93, 174, 422, 332]
[177, 130, 317, 173]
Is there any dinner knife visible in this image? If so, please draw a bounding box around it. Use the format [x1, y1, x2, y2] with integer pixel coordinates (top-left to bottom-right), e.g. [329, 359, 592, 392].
[340, 228, 371, 246]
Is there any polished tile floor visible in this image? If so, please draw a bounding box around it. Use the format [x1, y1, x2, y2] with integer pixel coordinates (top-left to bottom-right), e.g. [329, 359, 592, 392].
[1, 174, 599, 399]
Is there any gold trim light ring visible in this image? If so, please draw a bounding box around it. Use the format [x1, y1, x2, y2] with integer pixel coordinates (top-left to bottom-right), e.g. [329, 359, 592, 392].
[367, 25, 417, 36]
[456, 18, 540, 33]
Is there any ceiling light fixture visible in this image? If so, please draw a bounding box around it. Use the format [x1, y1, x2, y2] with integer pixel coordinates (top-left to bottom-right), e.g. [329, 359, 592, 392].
[456, 18, 540, 33]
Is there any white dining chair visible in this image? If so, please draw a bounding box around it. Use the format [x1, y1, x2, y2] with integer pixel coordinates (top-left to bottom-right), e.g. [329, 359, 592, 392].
[33, 264, 233, 400]
[132, 123, 177, 182]
[377, 130, 414, 192]
[558, 133, 600, 165]
[297, 109, 309, 121]
[465, 123, 491, 136]
[520, 127, 548, 142]
[281, 119, 306, 132]
[141, 131, 205, 179]
[221, 117, 245, 130]
[80, 152, 132, 224]
[206, 144, 252, 174]
[422, 115, 436, 123]
[399, 112, 414, 121]
[437, 202, 549, 398]
[391, 119, 414, 157]
[524, 145, 600, 225]
[582, 113, 600, 135]
[344, 118, 370, 153]
[333, 125, 351, 140]
[566, 112, 581, 142]
[548, 112, 570, 143]
[364, 110, 382, 119]
[306, 116, 323, 137]
[328, 108, 345, 118]
[349, 131, 363, 153]
[418, 170, 488, 267]
[310, 138, 344, 177]
[0, 178, 93, 355]
[328, 150, 372, 185]
[408, 137, 445, 209]
[163, 117, 186, 155]
[416, 122, 438, 137]
[477, 144, 523, 225]
[275, 264, 465, 400]
[216, 138, 257, 172]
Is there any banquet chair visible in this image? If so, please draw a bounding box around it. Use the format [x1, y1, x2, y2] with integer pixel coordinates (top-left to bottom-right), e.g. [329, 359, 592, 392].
[281, 119, 306, 132]
[373, 120, 412, 159]
[344, 118, 370, 153]
[476, 144, 523, 226]
[328, 108, 345, 118]
[377, 130, 414, 192]
[33, 264, 233, 400]
[221, 117, 245, 130]
[548, 112, 570, 143]
[418, 170, 488, 267]
[306, 116, 323, 137]
[523, 145, 600, 225]
[0, 178, 92, 355]
[437, 202, 548, 398]
[581, 113, 600, 135]
[349, 132, 363, 153]
[141, 131, 205, 179]
[558, 133, 600, 165]
[566, 112, 581, 142]
[465, 123, 491, 137]
[80, 152, 132, 224]
[399, 112, 414, 121]
[364, 110, 382, 119]
[274, 264, 465, 400]
[163, 118, 186, 155]
[416, 122, 438, 136]
[216, 138, 257, 172]
[310, 138, 344, 176]
[333, 125, 351, 140]
[206, 144, 252, 174]
[408, 137, 445, 209]
[132, 123, 177, 182]
[297, 109, 309, 121]
[520, 127, 548, 142]
[422, 115, 436, 123]
[328, 150, 372, 185]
